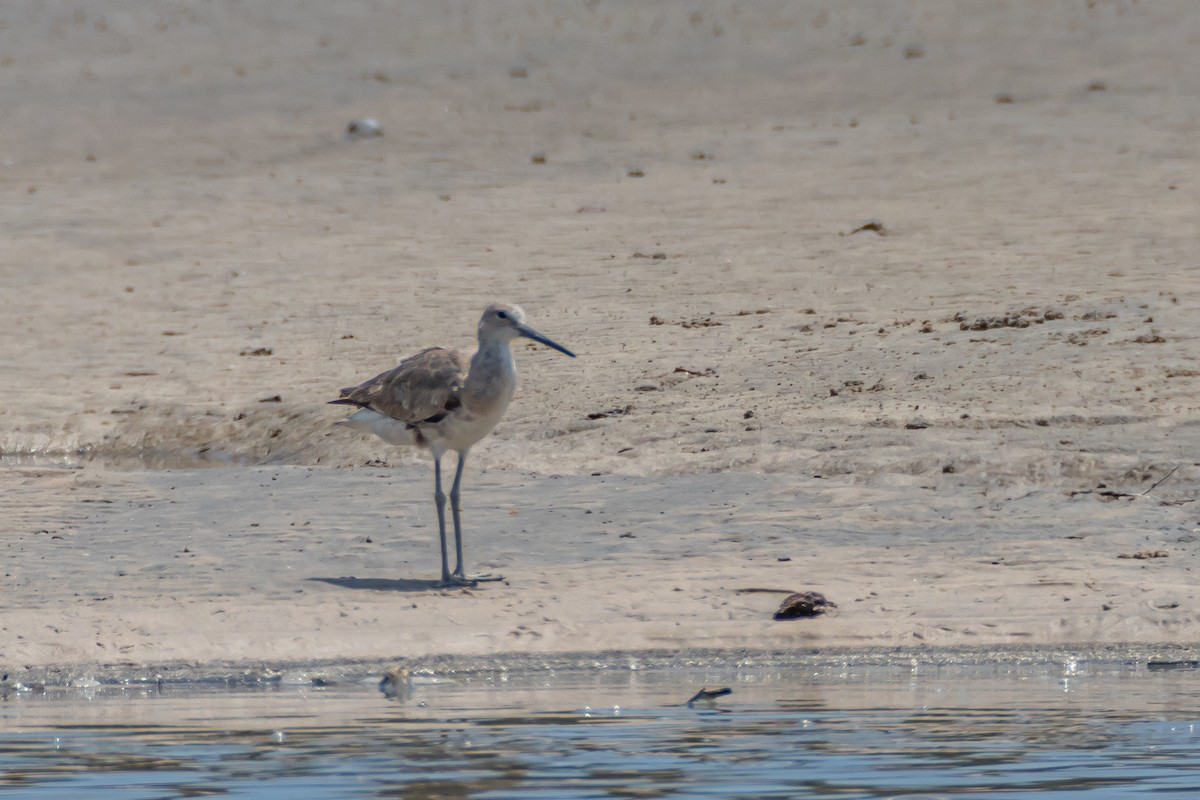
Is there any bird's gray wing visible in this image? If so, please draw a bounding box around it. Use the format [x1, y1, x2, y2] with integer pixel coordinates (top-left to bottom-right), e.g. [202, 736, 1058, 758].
[332, 347, 466, 423]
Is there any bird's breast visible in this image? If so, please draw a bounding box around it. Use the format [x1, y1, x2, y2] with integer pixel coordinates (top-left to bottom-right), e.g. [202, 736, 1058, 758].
[430, 344, 517, 451]
[461, 356, 517, 418]
[431, 404, 508, 452]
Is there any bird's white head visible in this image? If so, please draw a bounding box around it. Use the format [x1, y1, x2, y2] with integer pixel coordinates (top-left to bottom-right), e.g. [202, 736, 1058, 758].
[478, 303, 575, 357]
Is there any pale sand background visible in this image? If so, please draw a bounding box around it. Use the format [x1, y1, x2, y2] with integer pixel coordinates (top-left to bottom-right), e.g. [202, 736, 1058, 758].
[2, 1, 1200, 674]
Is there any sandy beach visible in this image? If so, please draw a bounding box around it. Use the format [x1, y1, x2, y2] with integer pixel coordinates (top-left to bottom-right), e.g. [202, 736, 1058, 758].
[2, 1, 1200, 679]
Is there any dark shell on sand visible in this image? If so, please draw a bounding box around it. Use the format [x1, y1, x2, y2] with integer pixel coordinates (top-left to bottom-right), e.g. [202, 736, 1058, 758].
[774, 591, 836, 620]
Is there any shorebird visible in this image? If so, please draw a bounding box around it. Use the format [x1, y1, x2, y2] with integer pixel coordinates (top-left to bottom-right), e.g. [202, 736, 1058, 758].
[330, 303, 575, 587]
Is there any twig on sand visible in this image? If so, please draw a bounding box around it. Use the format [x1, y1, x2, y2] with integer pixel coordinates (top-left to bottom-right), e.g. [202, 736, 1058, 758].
[735, 587, 797, 594]
[1140, 464, 1179, 496]
[1067, 464, 1181, 501]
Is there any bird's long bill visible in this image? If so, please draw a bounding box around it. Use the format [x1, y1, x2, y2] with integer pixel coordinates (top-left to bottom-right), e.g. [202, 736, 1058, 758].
[517, 323, 576, 358]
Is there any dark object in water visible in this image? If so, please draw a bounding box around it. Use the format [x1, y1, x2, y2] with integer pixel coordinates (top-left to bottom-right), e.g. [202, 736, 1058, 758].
[1148, 660, 1200, 671]
[379, 667, 411, 699]
[774, 591, 836, 620]
[686, 687, 732, 706]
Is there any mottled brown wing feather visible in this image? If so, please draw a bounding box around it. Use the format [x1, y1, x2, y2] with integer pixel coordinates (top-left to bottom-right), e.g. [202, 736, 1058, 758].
[334, 347, 466, 423]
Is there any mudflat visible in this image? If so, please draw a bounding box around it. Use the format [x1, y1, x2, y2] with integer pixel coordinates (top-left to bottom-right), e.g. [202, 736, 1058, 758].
[1, 2, 1198, 675]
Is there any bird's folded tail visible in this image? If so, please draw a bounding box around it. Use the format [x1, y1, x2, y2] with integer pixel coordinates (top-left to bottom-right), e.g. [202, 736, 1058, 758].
[330, 407, 420, 447]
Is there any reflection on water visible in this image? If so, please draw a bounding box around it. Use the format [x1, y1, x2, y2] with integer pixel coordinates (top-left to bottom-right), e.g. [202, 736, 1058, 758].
[2, 664, 1200, 798]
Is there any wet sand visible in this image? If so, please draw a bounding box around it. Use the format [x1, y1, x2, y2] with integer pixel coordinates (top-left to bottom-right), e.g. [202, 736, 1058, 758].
[5, 462, 1199, 677]
[2, 2, 1200, 677]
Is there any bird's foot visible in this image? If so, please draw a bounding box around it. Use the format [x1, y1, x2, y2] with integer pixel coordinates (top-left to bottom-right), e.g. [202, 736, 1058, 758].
[463, 572, 504, 583]
[435, 575, 479, 588]
[436, 571, 505, 588]
[443, 570, 505, 585]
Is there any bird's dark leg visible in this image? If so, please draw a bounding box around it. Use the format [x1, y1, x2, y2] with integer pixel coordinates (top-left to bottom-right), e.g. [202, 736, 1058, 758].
[432, 455, 453, 586]
[449, 452, 467, 577]
[449, 450, 503, 583]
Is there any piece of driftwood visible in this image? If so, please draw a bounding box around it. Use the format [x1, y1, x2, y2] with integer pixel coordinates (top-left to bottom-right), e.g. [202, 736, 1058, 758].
[686, 687, 733, 706]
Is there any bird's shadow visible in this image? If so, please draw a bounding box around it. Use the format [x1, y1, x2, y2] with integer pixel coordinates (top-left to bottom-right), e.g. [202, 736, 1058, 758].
[307, 576, 445, 593]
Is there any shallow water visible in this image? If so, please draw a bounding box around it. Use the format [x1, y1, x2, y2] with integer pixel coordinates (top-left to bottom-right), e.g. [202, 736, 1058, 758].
[3, 663, 1200, 799]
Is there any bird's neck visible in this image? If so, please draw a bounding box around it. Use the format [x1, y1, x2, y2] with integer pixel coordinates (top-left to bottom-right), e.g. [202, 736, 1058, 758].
[463, 338, 517, 414]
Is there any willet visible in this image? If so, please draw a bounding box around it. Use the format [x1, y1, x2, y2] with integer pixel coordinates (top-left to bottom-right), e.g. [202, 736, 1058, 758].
[330, 303, 575, 587]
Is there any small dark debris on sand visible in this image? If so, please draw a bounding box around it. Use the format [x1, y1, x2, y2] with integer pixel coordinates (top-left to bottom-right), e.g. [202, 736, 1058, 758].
[586, 405, 632, 420]
[674, 366, 717, 377]
[346, 118, 383, 139]
[649, 316, 722, 329]
[1068, 484, 1135, 500]
[773, 591, 836, 620]
[960, 314, 1030, 330]
[1118, 550, 1168, 560]
[1132, 332, 1167, 344]
[847, 220, 887, 236]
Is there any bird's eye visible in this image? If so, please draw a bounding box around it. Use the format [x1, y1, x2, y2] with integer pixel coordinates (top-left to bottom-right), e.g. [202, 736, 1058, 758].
[497, 311, 508, 319]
